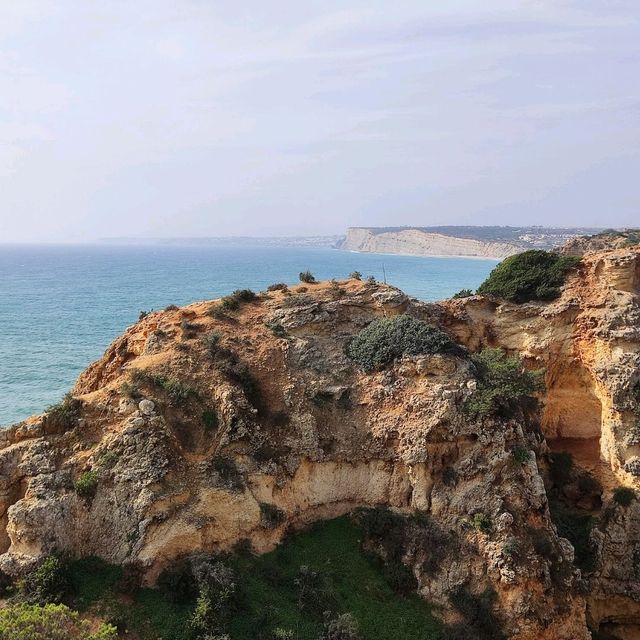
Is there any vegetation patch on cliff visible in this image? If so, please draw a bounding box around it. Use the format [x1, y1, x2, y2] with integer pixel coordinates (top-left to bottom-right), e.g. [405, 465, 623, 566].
[463, 348, 544, 419]
[346, 314, 463, 372]
[476, 250, 580, 303]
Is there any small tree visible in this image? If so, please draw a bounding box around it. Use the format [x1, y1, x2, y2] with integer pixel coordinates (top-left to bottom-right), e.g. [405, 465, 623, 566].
[299, 270, 316, 284]
[349, 271, 362, 280]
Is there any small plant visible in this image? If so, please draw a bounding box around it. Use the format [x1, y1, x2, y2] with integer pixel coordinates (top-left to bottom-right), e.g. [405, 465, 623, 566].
[45, 393, 82, 431]
[511, 446, 531, 464]
[0, 602, 117, 640]
[280, 294, 315, 308]
[346, 314, 463, 372]
[153, 375, 198, 406]
[180, 319, 200, 339]
[75, 470, 98, 499]
[98, 450, 119, 469]
[328, 279, 346, 299]
[267, 283, 289, 292]
[202, 408, 219, 432]
[120, 381, 141, 400]
[463, 348, 544, 419]
[139, 310, 149, 320]
[613, 486, 636, 507]
[21, 555, 71, 605]
[349, 271, 362, 280]
[218, 289, 258, 312]
[299, 270, 316, 284]
[164, 303, 179, 311]
[265, 320, 287, 338]
[321, 612, 362, 640]
[501, 537, 521, 559]
[452, 289, 473, 299]
[260, 502, 285, 528]
[472, 512, 492, 534]
[272, 629, 295, 640]
[208, 304, 227, 319]
[366, 275, 376, 284]
[204, 331, 221, 355]
[477, 250, 581, 303]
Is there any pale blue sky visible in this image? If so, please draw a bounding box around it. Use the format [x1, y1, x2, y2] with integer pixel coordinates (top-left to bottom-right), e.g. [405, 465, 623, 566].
[1, 1, 638, 241]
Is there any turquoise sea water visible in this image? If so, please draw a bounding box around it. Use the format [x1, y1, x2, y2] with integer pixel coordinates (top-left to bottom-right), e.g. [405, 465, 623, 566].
[0, 244, 497, 426]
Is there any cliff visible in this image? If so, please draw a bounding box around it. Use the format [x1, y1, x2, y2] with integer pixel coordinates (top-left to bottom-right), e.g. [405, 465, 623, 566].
[1, 245, 640, 638]
[340, 227, 521, 259]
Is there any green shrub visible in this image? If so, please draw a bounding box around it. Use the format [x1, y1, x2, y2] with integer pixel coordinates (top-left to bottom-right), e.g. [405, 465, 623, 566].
[152, 376, 198, 406]
[180, 319, 201, 339]
[472, 513, 492, 534]
[321, 612, 362, 640]
[204, 331, 221, 355]
[202, 408, 219, 432]
[45, 394, 82, 431]
[549, 451, 574, 487]
[346, 314, 463, 372]
[294, 565, 337, 616]
[139, 310, 149, 320]
[613, 487, 636, 507]
[511, 446, 531, 464]
[98, 451, 119, 469]
[349, 271, 362, 280]
[299, 271, 316, 284]
[477, 250, 580, 303]
[260, 503, 285, 529]
[280, 294, 315, 308]
[501, 537, 521, 559]
[549, 501, 597, 573]
[265, 320, 287, 338]
[219, 289, 258, 312]
[463, 348, 544, 419]
[452, 289, 473, 299]
[75, 471, 98, 499]
[328, 280, 346, 299]
[0, 602, 117, 640]
[164, 303, 179, 311]
[267, 283, 289, 292]
[21, 555, 71, 605]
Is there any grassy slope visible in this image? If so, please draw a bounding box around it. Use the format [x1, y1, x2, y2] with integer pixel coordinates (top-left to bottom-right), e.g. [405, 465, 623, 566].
[70, 517, 445, 640]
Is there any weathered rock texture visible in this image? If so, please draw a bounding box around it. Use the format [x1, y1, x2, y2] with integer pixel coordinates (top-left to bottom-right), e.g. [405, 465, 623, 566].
[1, 245, 639, 639]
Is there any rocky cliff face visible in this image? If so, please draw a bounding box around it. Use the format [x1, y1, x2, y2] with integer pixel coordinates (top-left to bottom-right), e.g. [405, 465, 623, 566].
[340, 227, 522, 259]
[1, 246, 639, 639]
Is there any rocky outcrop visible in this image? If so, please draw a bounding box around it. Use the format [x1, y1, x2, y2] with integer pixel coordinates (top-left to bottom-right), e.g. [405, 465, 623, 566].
[340, 227, 523, 259]
[1, 245, 639, 638]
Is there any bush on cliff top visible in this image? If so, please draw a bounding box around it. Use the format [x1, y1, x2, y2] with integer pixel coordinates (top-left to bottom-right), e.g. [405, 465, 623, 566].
[477, 250, 580, 303]
[0, 602, 117, 640]
[463, 348, 544, 419]
[346, 314, 463, 372]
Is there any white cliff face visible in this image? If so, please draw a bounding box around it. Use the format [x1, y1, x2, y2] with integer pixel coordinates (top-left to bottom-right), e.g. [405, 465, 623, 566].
[341, 228, 521, 260]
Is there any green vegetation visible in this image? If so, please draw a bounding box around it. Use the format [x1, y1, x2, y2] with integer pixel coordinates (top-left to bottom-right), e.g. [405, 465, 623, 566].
[463, 348, 544, 419]
[20, 554, 71, 605]
[0, 602, 117, 640]
[346, 314, 463, 373]
[220, 289, 258, 311]
[299, 270, 316, 284]
[472, 513, 492, 534]
[501, 537, 521, 560]
[280, 293, 315, 308]
[452, 289, 473, 299]
[74, 471, 98, 499]
[549, 501, 597, 573]
[613, 487, 636, 507]
[202, 408, 219, 432]
[477, 250, 581, 303]
[153, 376, 199, 406]
[180, 319, 201, 339]
[349, 271, 362, 280]
[268, 283, 289, 292]
[98, 450, 119, 469]
[45, 393, 82, 431]
[265, 320, 288, 338]
[328, 279, 346, 299]
[511, 446, 531, 464]
[54, 518, 447, 640]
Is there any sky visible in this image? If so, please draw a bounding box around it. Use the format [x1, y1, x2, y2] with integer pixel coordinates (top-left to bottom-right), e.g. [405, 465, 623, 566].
[0, 1, 639, 242]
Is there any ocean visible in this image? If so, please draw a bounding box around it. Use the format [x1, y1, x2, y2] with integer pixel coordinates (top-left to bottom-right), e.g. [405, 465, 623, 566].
[0, 244, 497, 426]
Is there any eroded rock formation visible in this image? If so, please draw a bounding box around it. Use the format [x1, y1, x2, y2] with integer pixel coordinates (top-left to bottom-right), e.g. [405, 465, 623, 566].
[1, 245, 639, 638]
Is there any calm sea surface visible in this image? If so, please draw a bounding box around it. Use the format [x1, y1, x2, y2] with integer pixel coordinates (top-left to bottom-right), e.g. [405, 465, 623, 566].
[0, 244, 497, 426]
